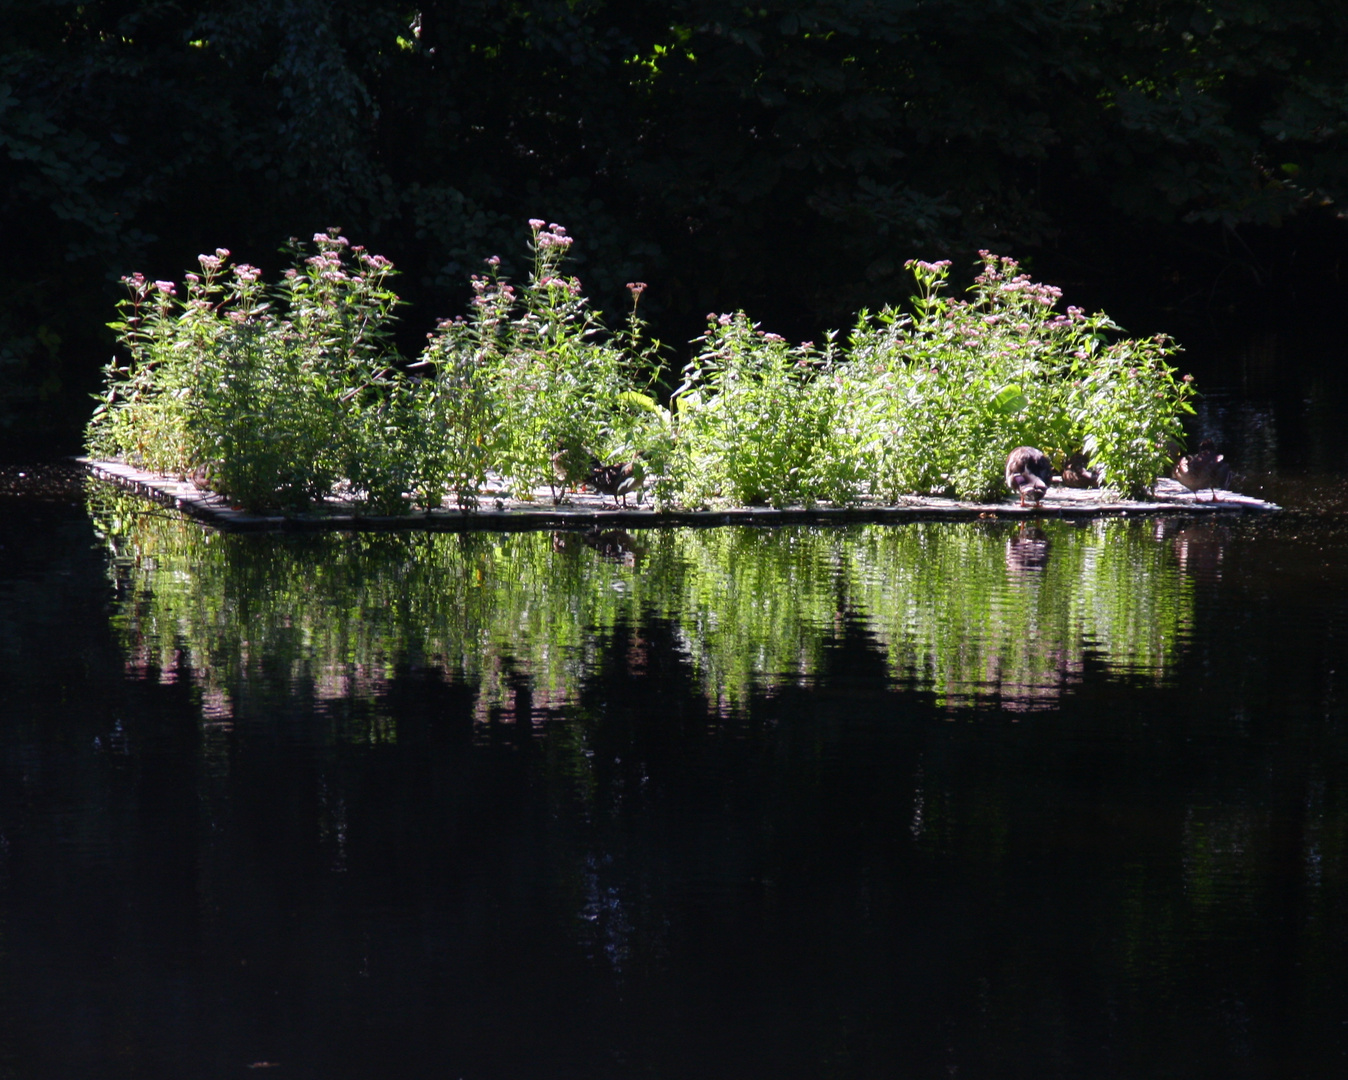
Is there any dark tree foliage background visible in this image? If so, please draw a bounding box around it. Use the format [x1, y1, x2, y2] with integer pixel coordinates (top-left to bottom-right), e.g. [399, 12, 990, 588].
[3, 0, 1347, 442]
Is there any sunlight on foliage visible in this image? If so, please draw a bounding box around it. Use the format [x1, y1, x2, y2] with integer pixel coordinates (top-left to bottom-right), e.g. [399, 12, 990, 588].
[88, 223, 1195, 511]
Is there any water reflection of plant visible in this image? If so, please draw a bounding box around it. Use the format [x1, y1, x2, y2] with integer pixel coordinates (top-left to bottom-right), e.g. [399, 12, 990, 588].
[846, 520, 1193, 709]
[89, 485, 1193, 722]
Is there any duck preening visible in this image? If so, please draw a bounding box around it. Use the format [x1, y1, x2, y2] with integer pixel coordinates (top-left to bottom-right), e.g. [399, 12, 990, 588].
[1005, 446, 1053, 507]
[1172, 439, 1231, 502]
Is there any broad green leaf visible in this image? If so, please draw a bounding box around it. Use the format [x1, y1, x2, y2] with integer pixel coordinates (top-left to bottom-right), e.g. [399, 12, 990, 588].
[990, 385, 1029, 415]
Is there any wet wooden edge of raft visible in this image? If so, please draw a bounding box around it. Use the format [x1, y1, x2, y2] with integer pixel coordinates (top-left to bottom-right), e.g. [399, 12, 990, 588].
[80, 457, 1281, 534]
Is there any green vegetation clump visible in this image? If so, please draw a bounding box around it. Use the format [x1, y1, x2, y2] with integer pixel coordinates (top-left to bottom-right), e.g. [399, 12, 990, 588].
[87, 224, 1195, 511]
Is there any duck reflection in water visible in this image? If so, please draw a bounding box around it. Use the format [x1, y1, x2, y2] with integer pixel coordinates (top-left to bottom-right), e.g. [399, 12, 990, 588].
[1171, 523, 1226, 580]
[1005, 523, 1051, 579]
[552, 528, 645, 567]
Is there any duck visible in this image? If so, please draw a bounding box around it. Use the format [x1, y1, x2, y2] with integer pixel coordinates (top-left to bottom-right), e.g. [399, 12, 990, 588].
[1060, 451, 1100, 489]
[1005, 446, 1053, 507]
[550, 440, 600, 504]
[589, 459, 641, 507]
[1172, 439, 1230, 502]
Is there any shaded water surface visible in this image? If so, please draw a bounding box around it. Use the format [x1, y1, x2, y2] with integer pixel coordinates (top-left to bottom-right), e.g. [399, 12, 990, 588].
[2, 466, 1348, 1078]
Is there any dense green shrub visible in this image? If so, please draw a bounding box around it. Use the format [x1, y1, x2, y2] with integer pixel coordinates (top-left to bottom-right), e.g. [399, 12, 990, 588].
[836, 254, 1193, 501]
[88, 223, 1196, 511]
[417, 221, 665, 506]
[664, 314, 860, 508]
[88, 231, 411, 510]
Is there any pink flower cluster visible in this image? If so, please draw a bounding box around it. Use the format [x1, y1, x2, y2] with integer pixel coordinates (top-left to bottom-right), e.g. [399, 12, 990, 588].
[538, 275, 581, 295]
[198, 248, 231, 272]
[531, 221, 573, 250]
[973, 250, 1070, 310]
[469, 273, 517, 308]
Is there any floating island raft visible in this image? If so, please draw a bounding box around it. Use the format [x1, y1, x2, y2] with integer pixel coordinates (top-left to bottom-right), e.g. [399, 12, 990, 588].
[82, 457, 1279, 534]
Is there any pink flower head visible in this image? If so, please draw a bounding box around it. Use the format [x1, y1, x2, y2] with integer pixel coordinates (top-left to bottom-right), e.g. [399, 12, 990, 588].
[233, 264, 261, 283]
[486, 255, 501, 267]
[153, 280, 177, 295]
[198, 254, 223, 271]
[548, 224, 566, 236]
[626, 281, 647, 297]
[528, 218, 546, 230]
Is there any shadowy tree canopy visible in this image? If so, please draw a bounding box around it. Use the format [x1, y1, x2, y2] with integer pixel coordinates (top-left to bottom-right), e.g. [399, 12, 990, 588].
[4, 0, 1347, 438]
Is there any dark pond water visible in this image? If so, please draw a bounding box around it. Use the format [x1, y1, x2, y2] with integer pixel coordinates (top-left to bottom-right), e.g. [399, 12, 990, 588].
[3, 354, 1348, 1077]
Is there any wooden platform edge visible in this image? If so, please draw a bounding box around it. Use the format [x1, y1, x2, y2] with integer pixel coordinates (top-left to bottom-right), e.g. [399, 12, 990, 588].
[79, 457, 1281, 534]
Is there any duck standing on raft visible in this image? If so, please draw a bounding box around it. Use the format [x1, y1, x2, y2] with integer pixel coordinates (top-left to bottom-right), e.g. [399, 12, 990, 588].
[589, 459, 642, 507]
[1173, 439, 1231, 502]
[1005, 446, 1053, 507]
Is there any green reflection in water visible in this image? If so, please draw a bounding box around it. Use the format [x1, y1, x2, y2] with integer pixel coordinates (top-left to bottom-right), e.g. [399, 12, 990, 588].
[88, 483, 1194, 721]
[848, 519, 1194, 709]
